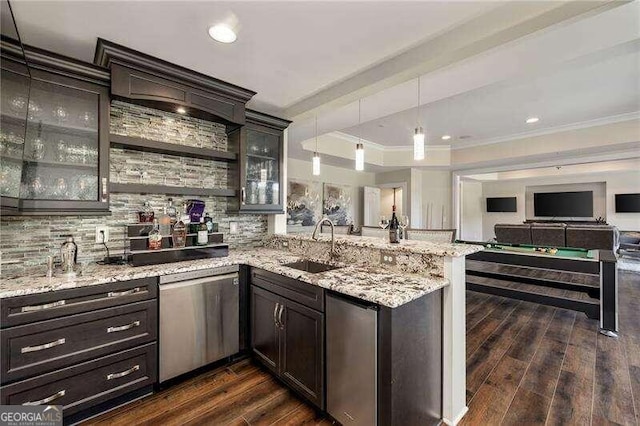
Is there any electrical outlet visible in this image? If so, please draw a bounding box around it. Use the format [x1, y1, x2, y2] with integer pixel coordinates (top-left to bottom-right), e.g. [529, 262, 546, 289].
[229, 222, 239, 234]
[380, 251, 397, 266]
[281, 241, 289, 249]
[95, 226, 109, 243]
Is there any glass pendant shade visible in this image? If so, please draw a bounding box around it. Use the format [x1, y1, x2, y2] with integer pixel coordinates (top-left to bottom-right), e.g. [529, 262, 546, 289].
[355, 143, 364, 171]
[414, 126, 425, 160]
[312, 152, 321, 176]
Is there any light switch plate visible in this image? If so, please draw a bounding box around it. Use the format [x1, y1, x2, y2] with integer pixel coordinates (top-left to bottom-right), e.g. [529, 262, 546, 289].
[95, 226, 109, 243]
[229, 222, 239, 234]
[380, 251, 397, 266]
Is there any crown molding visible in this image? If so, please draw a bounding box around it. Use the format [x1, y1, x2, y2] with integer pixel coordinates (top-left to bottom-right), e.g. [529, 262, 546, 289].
[451, 111, 640, 150]
[331, 131, 450, 152]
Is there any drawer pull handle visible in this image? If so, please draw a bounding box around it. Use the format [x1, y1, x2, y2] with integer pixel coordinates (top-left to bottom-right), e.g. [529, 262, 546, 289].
[23, 389, 66, 406]
[107, 287, 140, 298]
[21, 300, 66, 312]
[21, 338, 66, 353]
[107, 320, 140, 333]
[106, 364, 139, 380]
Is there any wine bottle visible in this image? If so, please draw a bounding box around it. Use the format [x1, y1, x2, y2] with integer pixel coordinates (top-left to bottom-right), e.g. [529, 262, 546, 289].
[197, 217, 208, 246]
[389, 205, 400, 244]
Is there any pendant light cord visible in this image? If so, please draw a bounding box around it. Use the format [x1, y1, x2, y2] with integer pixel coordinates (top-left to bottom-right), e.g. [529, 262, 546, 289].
[315, 115, 318, 152]
[417, 77, 420, 127]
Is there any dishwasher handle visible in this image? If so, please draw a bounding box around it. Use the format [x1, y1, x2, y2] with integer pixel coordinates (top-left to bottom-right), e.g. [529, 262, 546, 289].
[159, 273, 239, 291]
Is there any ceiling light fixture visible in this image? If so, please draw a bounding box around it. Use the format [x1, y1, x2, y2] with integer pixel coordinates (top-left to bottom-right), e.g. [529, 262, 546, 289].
[413, 78, 425, 161]
[355, 99, 364, 171]
[312, 116, 320, 176]
[208, 24, 237, 43]
[441, 135, 451, 140]
[176, 107, 186, 114]
[526, 117, 539, 124]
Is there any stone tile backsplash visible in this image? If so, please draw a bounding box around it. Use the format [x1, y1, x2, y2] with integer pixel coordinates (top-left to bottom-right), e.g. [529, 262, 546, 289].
[1, 101, 267, 278]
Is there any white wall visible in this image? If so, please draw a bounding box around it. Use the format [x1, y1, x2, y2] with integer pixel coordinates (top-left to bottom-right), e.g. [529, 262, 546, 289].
[422, 170, 453, 229]
[479, 170, 640, 239]
[461, 180, 483, 241]
[287, 158, 376, 229]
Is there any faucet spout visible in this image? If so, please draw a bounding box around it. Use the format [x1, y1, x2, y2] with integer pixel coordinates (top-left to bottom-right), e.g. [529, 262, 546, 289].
[311, 216, 337, 258]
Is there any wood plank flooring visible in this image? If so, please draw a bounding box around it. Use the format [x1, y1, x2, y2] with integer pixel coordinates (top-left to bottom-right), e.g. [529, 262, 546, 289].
[84, 271, 640, 426]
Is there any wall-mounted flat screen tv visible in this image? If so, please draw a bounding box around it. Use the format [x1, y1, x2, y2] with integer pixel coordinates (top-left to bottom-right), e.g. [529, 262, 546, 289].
[615, 193, 640, 213]
[486, 197, 517, 212]
[534, 191, 593, 217]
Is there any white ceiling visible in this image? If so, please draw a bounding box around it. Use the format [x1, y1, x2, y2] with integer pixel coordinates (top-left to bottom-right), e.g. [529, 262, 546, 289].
[343, 40, 640, 147]
[10, 0, 640, 172]
[10, 0, 496, 112]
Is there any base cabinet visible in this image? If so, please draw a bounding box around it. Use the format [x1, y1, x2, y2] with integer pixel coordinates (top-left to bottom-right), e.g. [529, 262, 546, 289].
[250, 280, 324, 409]
[0, 278, 158, 423]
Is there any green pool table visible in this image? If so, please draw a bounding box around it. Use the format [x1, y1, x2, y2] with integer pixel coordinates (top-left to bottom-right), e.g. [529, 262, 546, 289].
[480, 242, 596, 260]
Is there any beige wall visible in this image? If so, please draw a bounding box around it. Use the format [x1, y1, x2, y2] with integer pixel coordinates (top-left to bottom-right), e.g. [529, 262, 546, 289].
[422, 170, 453, 229]
[461, 180, 483, 241]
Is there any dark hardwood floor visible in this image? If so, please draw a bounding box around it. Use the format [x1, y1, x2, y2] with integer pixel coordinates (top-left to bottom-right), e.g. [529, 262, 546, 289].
[84, 271, 640, 426]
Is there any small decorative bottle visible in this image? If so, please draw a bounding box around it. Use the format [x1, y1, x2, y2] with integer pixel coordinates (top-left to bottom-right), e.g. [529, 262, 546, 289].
[204, 212, 214, 233]
[172, 220, 187, 248]
[138, 201, 154, 223]
[159, 207, 172, 237]
[197, 217, 209, 246]
[166, 197, 177, 225]
[148, 220, 163, 250]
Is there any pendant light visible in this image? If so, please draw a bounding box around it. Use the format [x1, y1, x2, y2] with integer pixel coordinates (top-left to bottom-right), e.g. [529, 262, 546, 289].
[355, 99, 365, 171]
[413, 77, 425, 161]
[312, 116, 321, 176]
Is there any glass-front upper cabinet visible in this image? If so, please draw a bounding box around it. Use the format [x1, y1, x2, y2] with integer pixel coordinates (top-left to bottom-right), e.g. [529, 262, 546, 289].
[0, 0, 30, 213]
[17, 66, 110, 214]
[238, 111, 290, 213]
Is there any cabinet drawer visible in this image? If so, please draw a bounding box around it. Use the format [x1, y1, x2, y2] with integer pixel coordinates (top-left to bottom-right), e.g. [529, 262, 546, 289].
[0, 343, 156, 418]
[251, 269, 324, 312]
[1, 277, 157, 328]
[1, 300, 157, 384]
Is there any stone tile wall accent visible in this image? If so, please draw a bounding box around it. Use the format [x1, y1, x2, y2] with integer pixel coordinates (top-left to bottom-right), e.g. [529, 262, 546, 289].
[0, 101, 267, 278]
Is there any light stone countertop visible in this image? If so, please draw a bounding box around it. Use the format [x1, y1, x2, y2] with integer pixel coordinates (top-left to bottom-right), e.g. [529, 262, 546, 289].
[0, 248, 449, 308]
[273, 233, 484, 257]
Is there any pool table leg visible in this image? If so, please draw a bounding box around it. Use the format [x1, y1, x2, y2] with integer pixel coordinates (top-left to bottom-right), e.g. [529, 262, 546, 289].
[599, 252, 618, 337]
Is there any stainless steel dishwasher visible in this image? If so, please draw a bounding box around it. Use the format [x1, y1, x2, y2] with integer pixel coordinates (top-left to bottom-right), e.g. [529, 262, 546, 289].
[159, 265, 239, 382]
[326, 293, 378, 425]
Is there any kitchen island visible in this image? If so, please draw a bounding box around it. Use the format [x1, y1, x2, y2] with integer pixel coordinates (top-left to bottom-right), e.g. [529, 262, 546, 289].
[0, 235, 482, 425]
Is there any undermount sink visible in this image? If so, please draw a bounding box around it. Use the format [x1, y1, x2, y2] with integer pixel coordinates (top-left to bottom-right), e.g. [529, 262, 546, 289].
[283, 260, 342, 274]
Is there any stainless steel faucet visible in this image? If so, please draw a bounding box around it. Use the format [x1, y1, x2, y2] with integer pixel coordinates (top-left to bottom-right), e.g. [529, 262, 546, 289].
[312, 216, 337, 258]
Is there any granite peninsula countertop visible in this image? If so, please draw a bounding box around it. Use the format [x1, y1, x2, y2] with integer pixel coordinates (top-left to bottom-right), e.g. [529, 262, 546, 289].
[273, 233, 483, 257]
[0, 248, 449, 308]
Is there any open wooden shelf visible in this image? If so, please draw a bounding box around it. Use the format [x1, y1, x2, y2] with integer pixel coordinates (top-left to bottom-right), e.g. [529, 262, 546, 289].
[110, 182, 236, 197]
[110, 133, 237, 162]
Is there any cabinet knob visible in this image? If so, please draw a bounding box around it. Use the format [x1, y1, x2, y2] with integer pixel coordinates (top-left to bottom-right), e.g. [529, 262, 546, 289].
[241, 187, 246, 205]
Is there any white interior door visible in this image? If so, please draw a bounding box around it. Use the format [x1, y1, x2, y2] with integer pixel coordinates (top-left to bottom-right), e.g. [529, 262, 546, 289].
[364, 186, 381, 227]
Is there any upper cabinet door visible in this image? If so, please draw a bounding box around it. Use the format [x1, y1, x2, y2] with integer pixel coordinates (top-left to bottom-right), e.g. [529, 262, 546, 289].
[240, 122, 284, 213]
[0, 58, 30, 208]
[18, 69, 110, 214]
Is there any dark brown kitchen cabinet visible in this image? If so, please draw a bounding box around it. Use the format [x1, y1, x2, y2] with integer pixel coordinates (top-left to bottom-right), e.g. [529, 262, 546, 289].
[250, 278, 324, 409]
[1, 40, 112, 215]
[279, 297, 324, 409]
[0, 277, 158, 423]
[250, 285, 280, 374]
[230, 110, 291, 214]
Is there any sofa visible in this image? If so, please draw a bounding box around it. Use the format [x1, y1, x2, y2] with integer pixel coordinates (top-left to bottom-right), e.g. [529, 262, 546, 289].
[494, 223, 619, 251]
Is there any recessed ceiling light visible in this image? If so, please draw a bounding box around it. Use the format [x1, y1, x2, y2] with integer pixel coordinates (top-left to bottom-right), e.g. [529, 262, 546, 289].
[176, 107, 186, 114]
[441, 135, 451, 140]
[208, 24, 237, 43]
[526, 117, 539, 124]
